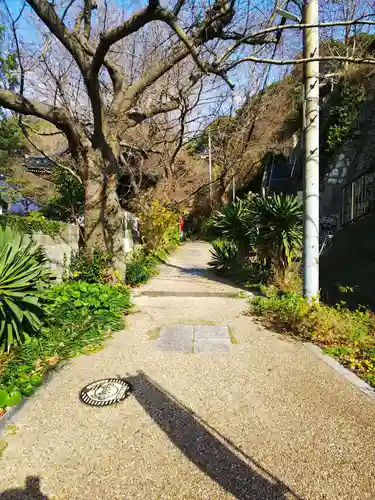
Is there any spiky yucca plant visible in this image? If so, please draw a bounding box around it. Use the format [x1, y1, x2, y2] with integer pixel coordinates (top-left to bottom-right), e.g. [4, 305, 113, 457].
[211, 198, 254, 261]
[250, 194, 303, 271]
[209, 240, 239, 273]
[0, 226, 52, 351]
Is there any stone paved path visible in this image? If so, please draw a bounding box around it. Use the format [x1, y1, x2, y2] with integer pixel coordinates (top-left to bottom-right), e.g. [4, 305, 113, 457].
[0, 242, 375, 500]
[154, 325, 231, 353]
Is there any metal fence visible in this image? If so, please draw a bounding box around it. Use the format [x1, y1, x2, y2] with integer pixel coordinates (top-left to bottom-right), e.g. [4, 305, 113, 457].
[341, 169, 375, 225]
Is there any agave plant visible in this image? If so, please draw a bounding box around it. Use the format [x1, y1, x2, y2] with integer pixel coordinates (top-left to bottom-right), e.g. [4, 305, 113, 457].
[211, 198, 253, 259]
[209, 240, 239, 273]
[0, 226, 52, 351]
[250, 194, 303, 271]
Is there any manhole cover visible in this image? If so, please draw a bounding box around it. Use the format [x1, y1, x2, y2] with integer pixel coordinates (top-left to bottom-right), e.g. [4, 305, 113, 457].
[79, 378, 131, 407]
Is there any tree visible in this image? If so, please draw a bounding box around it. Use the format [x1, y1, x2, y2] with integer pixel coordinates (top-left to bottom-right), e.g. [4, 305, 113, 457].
[43, 165, 84, 222]
[0, 24, 22, 152]
[0, 114, 22, 151]
[0, 0, 374, 274]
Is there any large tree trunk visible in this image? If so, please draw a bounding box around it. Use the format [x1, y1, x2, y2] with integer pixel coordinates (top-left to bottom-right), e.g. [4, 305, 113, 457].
[82, 147, 125, 278]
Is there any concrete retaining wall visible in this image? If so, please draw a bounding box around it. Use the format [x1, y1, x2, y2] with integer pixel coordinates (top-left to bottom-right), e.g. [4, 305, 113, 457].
[27, 212, 136, 280]
[31, 224, 79, 280]
[320, 212, 375, 309]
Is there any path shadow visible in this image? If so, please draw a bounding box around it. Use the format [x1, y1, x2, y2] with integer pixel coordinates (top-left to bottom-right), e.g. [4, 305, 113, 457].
[0, 477, 49, 499]
[156, 260, 262, 296]
[126, 371, 303, 500]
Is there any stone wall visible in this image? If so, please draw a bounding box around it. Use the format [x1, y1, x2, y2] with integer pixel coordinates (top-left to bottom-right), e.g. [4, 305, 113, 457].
[320, 84, 375, 223]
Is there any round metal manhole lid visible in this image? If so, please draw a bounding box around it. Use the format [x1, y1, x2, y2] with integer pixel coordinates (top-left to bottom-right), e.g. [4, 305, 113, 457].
[79, 378, 131, 407]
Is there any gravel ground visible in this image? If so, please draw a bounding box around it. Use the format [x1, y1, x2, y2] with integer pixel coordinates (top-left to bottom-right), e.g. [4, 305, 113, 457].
[0, 242, 374, 500]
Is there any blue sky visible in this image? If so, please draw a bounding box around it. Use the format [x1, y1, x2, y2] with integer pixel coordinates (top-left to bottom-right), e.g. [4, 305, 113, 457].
[3, 0, 375, 124]
[2, 1, 288, 117]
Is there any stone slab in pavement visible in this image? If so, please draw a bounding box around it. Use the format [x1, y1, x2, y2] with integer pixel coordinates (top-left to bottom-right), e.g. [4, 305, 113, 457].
[159, 325, 194, 339]
[194, 337, 231, 353]
[154, 336, 193, 352]
[194, 325, 230, 339]
[154, 325, 231, 354]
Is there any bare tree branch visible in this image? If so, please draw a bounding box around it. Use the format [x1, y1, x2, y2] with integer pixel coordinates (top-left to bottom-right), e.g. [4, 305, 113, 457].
[173, 0, 186, 16]
[21, 123, 82, 183]
[225, 54, 375, 70]
[61, 0, 76, 23]
[80, 38, 123, 94]
[22, 122, 63, 137]
[0, 90, 80, 147]
[219, 18, 375, 64]
[26, 0, 87, 72]
[90, 3, 158, 78]
[83, 0, 97, 39]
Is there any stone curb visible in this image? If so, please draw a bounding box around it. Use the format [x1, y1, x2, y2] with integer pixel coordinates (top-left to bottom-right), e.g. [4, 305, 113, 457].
[303, 342, 375, 401]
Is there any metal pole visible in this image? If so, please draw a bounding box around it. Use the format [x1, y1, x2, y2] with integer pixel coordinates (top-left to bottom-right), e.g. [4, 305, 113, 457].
[232, 174, 235, 201]
[303, 0, 320, 301]
[208, 127, 213, 208]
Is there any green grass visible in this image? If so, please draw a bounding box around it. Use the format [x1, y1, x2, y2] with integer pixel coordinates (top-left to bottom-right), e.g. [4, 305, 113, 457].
[0, 439, 8, 458]
[148, 327, 161, 340]
[228, 327, 238, 345]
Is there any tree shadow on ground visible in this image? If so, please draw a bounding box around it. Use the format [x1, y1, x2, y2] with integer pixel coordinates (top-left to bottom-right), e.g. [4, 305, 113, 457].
[126, 371, 303, 500]
[0, 477, 49, 499]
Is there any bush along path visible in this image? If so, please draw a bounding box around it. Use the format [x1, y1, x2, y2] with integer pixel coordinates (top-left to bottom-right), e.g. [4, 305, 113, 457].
[0, 223, 133, 418]
[0, 200, 182, 417]
[250, 290, 375, 389]
[0, 282, 132, 417]
[206, 193, 375, 390]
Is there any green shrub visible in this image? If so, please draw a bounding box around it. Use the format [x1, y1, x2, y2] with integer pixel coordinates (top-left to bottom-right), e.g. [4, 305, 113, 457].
[250, 194, 303, 271]
[209, 240, 239, 273]
[251, 291, 375, 387]
[164, 224, 181, 249]
[211, 198, 252, 257]
[0, 226, 52, 351]
[0, 212, 63, 237]
[244, 261, 271, 286]
[47, 281, 131, 330]
[125, 261, 150, 286]
[69, 248, 113, 284]
[138, 200, 179, 251]
[270, 262, 302, 294]
[210, 194, 302, 281]
[0, 281, 132, 410]
[196, 215, 220, 242]
[124, 246, 160, 287]
[324, 81, 364, 156]
[0, 363, 42, 408]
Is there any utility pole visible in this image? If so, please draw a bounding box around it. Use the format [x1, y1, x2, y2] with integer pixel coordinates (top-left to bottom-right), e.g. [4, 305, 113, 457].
[303, 0, 320, 301]
[208, 127, 213, 209]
